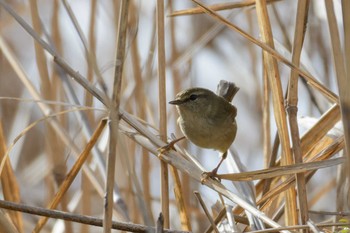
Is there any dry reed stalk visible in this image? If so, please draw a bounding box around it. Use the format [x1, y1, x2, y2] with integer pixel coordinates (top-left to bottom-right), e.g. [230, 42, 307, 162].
[262, 65, 271, 169]
[103, 0, 129, 232]
[325, 1, 350, 213]
[169, 2, 192, 230]
[155, 1, 191, 230]
[255, 0, 297, 225]
[156, 0, 170, 228]
[287, 0, 310, 229]
[342, 0, 350, 94]
[341, 1, 350, 223]
[0, 123, 22, 233]
[85, 0, 97, 125]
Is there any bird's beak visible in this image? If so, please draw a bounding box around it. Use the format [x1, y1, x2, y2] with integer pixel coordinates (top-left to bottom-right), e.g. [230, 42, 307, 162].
[169, 99, 184, 105]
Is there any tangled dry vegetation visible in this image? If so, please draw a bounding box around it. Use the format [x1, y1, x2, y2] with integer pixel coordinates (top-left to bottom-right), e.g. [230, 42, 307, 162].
[0, 0, 349, 232]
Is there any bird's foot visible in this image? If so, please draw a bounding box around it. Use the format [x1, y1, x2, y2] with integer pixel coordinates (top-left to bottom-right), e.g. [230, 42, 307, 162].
[157, 136, 185, 157]
[200, 170, 221, 184]
[157, 142, 177, 157]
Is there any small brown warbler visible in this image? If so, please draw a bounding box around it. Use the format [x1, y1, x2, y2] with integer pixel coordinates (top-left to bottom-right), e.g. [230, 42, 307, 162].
[169, 87, 238, 178]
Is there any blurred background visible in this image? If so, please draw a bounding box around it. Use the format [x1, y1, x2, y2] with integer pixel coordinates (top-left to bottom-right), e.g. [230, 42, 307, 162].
[0, 0, 347, 232]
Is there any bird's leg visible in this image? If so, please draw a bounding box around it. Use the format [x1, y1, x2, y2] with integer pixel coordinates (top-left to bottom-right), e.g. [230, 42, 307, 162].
[157, 136, 186, 154]
[210, 152, 227, 176]
[201, 151, 227, 183]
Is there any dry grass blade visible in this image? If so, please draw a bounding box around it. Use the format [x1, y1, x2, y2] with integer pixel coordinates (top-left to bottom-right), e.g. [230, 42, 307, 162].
[218, 157, 345, 181]
[169, 0, 281, 17]
[0, 124, 22, 232]
[32, 119, 107, 233]
[0, 107, 98, 176]
[193, 191, 219, 233]
[262, 69, 271, 169]
[258, 136, 344, 206]
[0, 210, 18, 233]
[301, 104, 340, 154]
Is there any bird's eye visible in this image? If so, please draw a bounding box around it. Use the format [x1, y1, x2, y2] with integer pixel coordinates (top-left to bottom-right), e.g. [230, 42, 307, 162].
[189, 94, 198, 101]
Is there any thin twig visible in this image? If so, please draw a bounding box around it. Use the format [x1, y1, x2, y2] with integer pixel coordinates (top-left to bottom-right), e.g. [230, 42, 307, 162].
[194, 191, 219, 233]
[0, 200, 189, 233]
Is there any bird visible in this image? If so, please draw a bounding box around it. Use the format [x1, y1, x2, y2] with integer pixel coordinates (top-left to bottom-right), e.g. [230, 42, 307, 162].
[167, 86, 238, 180]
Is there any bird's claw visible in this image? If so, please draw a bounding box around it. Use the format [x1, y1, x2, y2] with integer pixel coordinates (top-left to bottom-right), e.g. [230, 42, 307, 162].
[157, 141, 177, 157]
[157, 136, 186, 157]
[200, 171, 221, 184]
